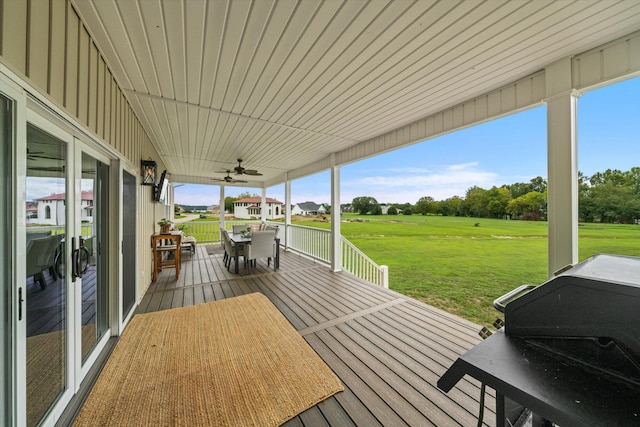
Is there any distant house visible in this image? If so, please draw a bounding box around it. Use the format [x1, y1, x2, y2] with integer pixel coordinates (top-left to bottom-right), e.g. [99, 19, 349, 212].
[233, 197, 283, 220]
[30, 191, 93, 225]
[26, 201, 38, 220]
[291, 201, 325, 216]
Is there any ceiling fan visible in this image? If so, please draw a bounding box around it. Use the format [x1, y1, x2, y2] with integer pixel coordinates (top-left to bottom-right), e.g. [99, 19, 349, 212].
[212, 170, 248, 184]
[232, 159, 262, 176]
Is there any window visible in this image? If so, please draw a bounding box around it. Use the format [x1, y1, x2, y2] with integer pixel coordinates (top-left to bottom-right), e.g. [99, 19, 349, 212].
[45, 205, 51, 219]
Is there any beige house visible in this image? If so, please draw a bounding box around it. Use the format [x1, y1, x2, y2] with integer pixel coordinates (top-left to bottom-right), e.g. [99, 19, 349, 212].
[233, 197, 284, 220]
[31, 191, 94, 225]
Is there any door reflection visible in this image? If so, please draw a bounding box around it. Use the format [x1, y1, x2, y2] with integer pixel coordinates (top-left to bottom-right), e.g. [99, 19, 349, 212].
[79, 153, 108, 363]
[25, 124, 67, 426]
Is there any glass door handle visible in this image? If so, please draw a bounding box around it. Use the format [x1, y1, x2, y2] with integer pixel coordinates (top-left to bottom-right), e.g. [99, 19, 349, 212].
[72, 236, 90, 281]
[72, 237, 78, 281]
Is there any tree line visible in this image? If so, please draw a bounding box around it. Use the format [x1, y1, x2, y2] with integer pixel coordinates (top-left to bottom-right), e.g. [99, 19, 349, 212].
[344, 167, 640, 223]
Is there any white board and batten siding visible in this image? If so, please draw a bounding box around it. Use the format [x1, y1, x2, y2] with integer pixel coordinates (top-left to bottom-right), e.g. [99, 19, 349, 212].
[0, 0, 164, 297]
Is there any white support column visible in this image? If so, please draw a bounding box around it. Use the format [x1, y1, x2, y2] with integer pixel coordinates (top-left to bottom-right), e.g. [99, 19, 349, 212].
[260, 188, 267, 222]
[219, 185, 225, 231]
[546, 59, 580, 277]
[330, 160, 341, 272]
[284, 175, 291, 250]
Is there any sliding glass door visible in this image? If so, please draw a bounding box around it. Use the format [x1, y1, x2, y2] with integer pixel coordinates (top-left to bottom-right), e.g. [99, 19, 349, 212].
[24, 122, 111, 426]
[2, 69, 118, 426]
[25, 124, 69, 426]
[1, 90, 14, 427]
[122, 170, 137, 319]
[77, 151, 109, 364]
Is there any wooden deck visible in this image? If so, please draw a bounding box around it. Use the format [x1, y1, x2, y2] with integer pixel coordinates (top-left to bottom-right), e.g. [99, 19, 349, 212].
[133, 244, 496, 426]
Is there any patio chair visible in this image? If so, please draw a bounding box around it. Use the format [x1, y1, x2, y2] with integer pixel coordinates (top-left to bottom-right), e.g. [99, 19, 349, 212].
[232, 224, 248, 234]
[222, 229, 244, 271]
[26, 234, 62, 290]
[245, 230, 276, 272]
[265, 225, 279, 237]
[181, 235, 197, 257]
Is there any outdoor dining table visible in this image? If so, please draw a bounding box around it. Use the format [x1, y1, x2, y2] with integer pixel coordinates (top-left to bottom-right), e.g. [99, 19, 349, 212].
[229, 233, 280, 274]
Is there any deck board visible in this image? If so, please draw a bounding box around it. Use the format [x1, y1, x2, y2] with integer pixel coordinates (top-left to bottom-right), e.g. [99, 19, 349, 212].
[131, 244, 495, 426]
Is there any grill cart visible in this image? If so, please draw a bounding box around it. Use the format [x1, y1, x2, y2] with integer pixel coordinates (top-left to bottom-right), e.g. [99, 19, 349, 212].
[438, 254, 640, 427]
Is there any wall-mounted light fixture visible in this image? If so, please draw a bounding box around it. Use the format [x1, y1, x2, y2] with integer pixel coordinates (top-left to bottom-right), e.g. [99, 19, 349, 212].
[141, 159, 157, 185]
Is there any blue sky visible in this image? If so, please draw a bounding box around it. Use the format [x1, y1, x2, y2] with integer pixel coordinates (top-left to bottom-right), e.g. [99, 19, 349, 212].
[175, 76, 639, 206]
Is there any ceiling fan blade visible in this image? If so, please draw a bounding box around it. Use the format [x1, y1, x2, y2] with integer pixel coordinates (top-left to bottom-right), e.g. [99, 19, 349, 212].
[212, 169, 248, 183]
[28, 154, 59, 159]
[28, 166, 65, 172]
[234, 158, 262, 176]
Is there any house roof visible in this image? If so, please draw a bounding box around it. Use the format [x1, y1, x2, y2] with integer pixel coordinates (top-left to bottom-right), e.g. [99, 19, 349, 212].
[73, 1, 640, 186]
[37, 191, 93, 201]
[295, 202, 321, 211]
[234, 197, 282, 205]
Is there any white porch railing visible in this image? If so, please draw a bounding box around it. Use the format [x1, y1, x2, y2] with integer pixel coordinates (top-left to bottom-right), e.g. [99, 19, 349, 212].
[277, 223, 389, 288]
[176, 220, 262, 243]
[176, 220, 388, 287]
[341, 237, 389, 288]
[282, 223, 331, 262]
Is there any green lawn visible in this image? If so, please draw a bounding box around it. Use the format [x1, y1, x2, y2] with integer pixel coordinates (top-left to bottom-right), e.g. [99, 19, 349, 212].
[298, 214, 640, 327]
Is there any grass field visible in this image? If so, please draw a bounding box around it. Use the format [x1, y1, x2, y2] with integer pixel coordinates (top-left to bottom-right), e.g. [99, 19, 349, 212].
[297, 214, 640, 327]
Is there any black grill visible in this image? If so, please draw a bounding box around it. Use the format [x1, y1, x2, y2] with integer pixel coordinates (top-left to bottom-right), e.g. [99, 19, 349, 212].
[438, 254, 640, 427]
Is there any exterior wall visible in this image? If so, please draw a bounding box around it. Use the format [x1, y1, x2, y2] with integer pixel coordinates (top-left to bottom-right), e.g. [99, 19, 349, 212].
[81, 200, 93, 223]
[291, 204, 306, 216]
[291, 203, 325, 216]
[35, 200, 64, 225]
[31, 198, 93, 225]
[0, 0, 156, 168]
[0, 0, 164, 300]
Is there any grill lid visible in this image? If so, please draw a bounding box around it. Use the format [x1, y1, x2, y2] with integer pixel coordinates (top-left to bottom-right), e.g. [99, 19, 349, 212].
[504, 254, 640, 364]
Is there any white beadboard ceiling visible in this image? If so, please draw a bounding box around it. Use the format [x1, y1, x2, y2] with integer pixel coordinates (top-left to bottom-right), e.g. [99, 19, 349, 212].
[72, 0, 640, 186]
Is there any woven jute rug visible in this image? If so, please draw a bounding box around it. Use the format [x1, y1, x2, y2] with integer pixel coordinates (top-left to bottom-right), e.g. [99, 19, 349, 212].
[73, 293, 343, 426]
[27, 324, 97, 426]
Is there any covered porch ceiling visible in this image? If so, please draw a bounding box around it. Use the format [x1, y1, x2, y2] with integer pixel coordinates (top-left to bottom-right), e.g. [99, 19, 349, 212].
[73, 0, 640, 187]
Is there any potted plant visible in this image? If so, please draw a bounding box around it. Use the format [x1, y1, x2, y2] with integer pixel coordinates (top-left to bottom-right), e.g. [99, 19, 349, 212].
[158, 218, 173, 234]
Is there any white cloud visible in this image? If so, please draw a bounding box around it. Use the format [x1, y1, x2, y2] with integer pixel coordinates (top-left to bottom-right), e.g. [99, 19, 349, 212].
[173, 162, 522, 206]
[26, 177, 65, 201]
[448, 161, 479, 171]
[342, 162, 501, 204]
[385, 167, 433, 174]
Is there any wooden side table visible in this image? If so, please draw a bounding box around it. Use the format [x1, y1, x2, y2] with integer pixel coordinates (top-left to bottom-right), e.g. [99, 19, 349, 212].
[151, 232, 182, 282]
